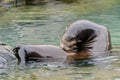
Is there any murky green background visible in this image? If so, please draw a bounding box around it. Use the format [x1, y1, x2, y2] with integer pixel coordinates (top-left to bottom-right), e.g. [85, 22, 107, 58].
[0, 0, 120, 80]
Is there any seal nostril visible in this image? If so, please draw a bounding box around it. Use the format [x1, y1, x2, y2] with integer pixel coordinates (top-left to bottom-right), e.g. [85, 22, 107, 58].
[62, 47, 70, 52]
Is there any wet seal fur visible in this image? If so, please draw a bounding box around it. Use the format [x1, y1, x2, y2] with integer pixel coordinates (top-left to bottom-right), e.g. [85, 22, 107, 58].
[60, 20, 112, 61]
[13, 45, 67, 66]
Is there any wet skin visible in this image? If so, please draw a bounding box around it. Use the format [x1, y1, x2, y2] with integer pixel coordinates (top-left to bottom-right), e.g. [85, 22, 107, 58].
[60, 20, 112, 60]
[13, 45, 68, 66]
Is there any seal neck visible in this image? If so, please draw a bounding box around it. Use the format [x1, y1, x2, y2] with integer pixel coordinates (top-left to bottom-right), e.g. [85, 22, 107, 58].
[66, 50, 91, 60]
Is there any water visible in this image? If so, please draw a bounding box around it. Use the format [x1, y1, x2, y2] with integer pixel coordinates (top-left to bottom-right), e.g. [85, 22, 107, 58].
[0, 0, 120, 80]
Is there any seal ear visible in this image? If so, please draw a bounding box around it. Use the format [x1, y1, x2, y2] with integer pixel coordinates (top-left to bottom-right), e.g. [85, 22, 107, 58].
[65, 25, 69, 30]
[61, 25, 70, 43]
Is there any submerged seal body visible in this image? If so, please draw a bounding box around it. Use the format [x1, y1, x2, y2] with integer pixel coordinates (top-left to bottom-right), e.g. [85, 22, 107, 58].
[13, 45, 67, 66]
[0, 43, 16, 61]
[60, 20, 112, 60]
[0, 42, 16, 68]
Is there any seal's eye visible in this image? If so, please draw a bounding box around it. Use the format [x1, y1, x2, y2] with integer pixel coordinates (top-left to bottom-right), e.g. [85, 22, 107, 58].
[68, 45, 73, 48]
[72, 46, 77, 49]
[65, 37, 73, 42]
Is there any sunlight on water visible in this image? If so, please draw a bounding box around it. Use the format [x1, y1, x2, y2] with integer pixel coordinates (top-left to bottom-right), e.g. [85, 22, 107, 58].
[0, 0, 120, 80]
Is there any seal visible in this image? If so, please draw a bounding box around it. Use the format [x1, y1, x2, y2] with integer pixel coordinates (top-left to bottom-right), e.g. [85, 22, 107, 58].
[60, 20, 112, 60]
[13, 45, 67, 66]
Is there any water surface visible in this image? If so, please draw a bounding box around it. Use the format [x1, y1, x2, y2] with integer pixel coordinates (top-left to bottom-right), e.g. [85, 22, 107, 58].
[0, 0, 120, 80]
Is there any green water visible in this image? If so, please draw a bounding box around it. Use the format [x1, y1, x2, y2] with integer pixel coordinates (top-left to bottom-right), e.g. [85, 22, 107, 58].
[0, 0, 120, 80]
